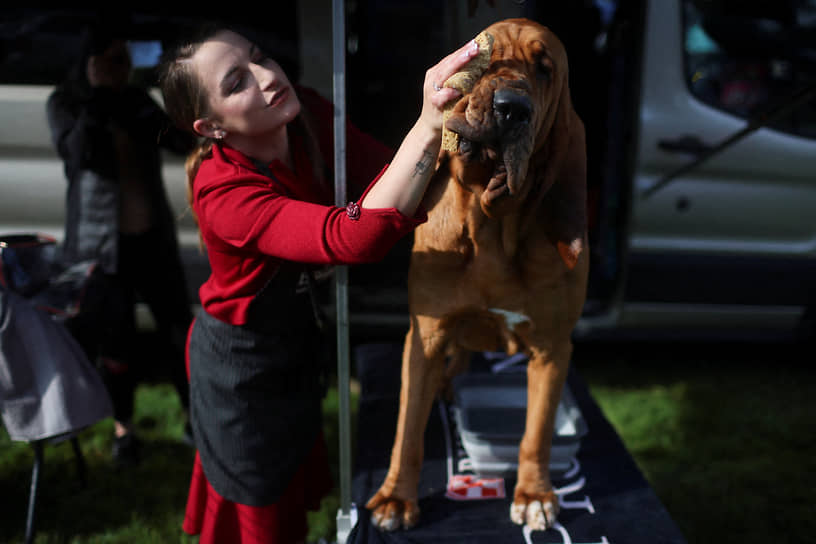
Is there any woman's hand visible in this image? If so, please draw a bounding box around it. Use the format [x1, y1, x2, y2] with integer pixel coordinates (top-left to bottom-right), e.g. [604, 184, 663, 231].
[87, 56, 116, 88]
[417, 39, 481, 137]
[86, 42, 131, 90]
[358, 39, 483, 216]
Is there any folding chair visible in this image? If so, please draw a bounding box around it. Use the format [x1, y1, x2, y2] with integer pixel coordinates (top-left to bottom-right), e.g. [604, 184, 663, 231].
[0, 234, 112, 543]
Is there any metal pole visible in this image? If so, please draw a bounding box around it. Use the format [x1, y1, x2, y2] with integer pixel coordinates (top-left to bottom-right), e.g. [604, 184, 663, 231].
[332, 1, 355, 542]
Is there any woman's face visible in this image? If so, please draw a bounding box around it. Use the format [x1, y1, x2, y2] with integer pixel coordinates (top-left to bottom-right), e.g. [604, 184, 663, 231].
[192, 30, 300, 140]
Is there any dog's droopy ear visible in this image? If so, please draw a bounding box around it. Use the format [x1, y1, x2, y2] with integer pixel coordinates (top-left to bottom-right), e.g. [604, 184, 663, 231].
[537, 108, 587, 272]
[548, 88, 587, 272]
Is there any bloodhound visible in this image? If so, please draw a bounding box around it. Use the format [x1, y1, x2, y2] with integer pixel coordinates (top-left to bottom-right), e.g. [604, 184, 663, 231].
[366, 19, 589, 531]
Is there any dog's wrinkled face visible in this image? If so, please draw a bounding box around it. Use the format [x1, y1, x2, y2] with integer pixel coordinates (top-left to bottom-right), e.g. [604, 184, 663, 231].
[445, 19, 569, 217]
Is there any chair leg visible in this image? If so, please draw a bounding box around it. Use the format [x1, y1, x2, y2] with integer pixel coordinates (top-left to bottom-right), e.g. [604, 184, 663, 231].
[25, 441, 44, 544]
[70, 436, 87, 489]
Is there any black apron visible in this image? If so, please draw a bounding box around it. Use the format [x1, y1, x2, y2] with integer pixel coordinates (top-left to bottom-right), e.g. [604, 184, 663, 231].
[188, 262, 330, 505]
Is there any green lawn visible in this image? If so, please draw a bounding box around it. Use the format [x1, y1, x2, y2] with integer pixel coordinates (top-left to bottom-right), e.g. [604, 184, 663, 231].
[0, 381, 197, 543]
[1, 339, 813, 543]
[0, 379, 353, 544]
[573, 339, 816, 544]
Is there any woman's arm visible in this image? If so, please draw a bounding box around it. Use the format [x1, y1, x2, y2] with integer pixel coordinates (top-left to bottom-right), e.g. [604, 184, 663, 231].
[197, 172, 423, 265]
[359, 39, 480, 215]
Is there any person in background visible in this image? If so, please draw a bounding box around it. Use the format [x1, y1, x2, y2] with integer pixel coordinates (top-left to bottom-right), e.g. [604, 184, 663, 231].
[157, 23, 480, 544]
[46, 18, 196, 466]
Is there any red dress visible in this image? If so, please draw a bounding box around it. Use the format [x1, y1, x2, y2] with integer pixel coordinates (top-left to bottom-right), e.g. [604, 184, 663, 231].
[182, 88, 425, 544]
[182, 432, 331, 544]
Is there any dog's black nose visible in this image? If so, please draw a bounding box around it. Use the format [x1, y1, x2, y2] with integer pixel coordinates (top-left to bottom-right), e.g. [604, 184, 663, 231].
[494, 89, 532, 136]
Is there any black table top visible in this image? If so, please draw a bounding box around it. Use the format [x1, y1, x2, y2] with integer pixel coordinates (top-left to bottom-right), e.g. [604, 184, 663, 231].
[347, 343, 687, 544]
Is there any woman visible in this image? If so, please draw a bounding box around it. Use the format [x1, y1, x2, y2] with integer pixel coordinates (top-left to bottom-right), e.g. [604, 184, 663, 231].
[158, 24, 479, 543]
[46, 20, 195, 465]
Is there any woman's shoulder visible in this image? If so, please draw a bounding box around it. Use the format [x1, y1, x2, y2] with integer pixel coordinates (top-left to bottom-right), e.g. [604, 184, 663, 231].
[47, 83, 79, 111]
[196, 145, 269, 190]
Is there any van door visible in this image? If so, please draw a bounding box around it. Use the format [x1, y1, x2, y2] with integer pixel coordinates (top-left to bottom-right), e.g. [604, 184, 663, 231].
[623, 0, 816, 332]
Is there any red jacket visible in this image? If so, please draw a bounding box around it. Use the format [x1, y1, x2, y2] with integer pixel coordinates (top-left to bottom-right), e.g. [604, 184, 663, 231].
[193, 88, 426, 325]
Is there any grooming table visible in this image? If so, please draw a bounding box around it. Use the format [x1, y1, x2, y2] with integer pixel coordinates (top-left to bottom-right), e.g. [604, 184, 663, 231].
[347, 343, 687, 544]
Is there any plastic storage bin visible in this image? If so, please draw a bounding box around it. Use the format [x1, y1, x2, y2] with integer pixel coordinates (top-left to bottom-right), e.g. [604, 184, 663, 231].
[451, 371, 587, 477]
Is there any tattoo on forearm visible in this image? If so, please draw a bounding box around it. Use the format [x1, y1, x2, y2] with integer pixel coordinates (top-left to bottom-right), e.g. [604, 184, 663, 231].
[412, 150, 434, 178]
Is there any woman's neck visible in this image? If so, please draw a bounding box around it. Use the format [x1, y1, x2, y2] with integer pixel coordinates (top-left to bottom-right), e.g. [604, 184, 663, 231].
[226, 125, 293, 169]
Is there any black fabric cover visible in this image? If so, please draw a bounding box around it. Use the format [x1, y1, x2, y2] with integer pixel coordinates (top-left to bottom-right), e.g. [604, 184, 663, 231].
[348, 343, 687, 544]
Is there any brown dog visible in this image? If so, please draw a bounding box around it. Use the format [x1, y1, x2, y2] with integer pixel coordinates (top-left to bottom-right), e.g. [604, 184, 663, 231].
[366, 18, 589, 531]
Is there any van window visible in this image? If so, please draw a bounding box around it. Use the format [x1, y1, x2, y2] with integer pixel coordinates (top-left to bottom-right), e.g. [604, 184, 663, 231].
[682, 0, 816, 139]
[127, 40, 163, 69]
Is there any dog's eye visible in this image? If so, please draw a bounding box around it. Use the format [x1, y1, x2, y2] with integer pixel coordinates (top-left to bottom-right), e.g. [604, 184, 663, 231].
[530, 40, 553, 82]
[459, 138, 474, 155]
[537, 60, 553, 82]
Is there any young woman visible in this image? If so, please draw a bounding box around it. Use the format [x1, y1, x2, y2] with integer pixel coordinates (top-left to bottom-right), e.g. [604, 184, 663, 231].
[158, 24, 480, 544]
[46, 20, 195, 465]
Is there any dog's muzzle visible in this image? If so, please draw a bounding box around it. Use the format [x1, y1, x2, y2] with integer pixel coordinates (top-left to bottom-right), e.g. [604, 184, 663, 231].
[493, 88, 532, 139]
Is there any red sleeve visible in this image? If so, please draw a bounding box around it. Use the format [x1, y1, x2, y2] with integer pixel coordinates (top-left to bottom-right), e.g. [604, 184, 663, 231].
[195, 161, 425, 266]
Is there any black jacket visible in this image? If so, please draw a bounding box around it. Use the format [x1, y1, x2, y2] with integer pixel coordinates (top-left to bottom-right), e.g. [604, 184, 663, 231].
[46, 84, 193, 273]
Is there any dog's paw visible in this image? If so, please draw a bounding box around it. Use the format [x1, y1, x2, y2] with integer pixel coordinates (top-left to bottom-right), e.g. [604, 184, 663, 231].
[510, 490, 559, 530]
[366, 492, 420, 531]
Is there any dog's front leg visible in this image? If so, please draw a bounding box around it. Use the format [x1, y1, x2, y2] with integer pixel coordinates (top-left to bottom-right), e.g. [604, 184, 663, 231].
[366, 315, 446, 531]
[510, 342, 571, 530]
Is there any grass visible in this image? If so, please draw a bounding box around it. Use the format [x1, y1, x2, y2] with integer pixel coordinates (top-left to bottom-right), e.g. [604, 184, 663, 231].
[0, 376, 356, 544]
[572, 339, 816, 544]
[0, 382, 198, 543]
[1, 338, 813, 543]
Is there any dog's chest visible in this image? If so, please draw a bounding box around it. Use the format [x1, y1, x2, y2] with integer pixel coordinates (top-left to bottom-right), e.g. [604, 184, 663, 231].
[414, 174, 570, 303]
[415, 217, 563, 292]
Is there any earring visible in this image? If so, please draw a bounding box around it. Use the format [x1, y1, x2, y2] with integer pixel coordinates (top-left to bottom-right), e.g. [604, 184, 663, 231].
[214, 130, 226, 140]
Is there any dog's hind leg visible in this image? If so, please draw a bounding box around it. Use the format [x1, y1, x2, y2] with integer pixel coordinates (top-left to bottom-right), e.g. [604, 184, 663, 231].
[441, 347, 471, 400]
[366, 314, 447, 531]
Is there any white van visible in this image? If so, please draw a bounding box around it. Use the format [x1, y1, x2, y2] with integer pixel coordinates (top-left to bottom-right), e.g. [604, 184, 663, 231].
[2, 2, 815, 340]
[341, 0, 816, 342]
[583, 0, 816, 339]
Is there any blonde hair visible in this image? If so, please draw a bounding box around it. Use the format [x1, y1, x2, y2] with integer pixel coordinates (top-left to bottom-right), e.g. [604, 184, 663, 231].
[158, 28, 219, 247]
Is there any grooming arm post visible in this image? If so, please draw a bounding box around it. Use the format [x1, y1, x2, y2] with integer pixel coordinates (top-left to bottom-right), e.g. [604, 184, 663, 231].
[333, 0, 356, 542]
